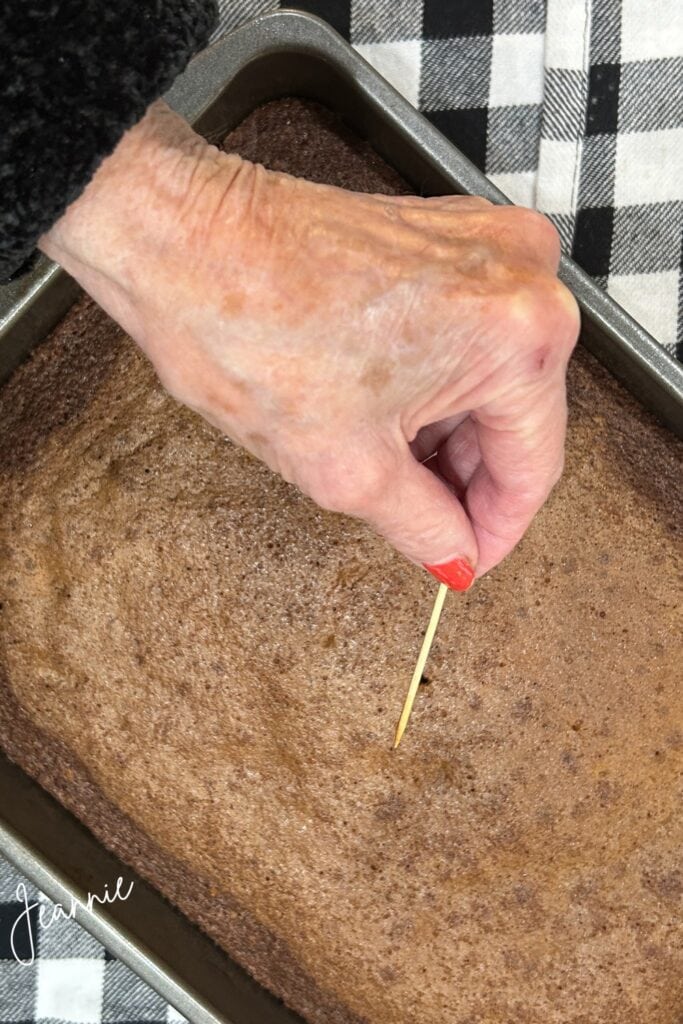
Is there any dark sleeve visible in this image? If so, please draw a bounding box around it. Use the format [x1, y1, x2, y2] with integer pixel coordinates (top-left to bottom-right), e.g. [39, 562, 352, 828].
[0, 0, 218, 281]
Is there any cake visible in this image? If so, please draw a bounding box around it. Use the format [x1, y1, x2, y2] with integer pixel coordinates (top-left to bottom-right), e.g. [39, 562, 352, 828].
[0, 99, 681, 1024]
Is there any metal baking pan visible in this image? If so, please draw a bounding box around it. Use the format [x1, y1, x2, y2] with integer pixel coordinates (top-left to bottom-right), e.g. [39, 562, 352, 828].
[1, 9, 682, 1024]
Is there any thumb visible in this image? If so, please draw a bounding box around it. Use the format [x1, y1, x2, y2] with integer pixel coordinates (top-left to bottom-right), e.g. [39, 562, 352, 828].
[361, 450, 478, 590]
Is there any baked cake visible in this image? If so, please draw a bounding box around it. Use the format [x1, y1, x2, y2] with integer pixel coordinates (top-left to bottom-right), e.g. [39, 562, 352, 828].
[0, 99, 681, 1023]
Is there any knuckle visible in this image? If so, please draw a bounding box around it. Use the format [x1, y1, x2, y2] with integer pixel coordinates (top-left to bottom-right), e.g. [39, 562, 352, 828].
[509, 207, 561, 255]
[309, 483, 349, 515]
[526, 207, 560, 243]
[500, 282, 550, 337]
[502, 276, 579, 364]
[533, 277, 581, 357]
[303, 468, 346, 513]
[548, 277, 582, 346]
[305, 458, 390, 516]
[345, 462, 392, 514]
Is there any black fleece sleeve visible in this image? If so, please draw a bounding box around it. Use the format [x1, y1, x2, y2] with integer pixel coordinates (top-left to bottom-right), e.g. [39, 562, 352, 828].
[0, 0, 218, 281]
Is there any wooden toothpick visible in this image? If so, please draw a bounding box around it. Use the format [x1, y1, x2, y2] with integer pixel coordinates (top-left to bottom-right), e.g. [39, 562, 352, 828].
[393, 582, 448, 748]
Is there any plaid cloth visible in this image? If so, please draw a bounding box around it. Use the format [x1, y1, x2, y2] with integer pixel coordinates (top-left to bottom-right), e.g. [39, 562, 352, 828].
[0, 856, 186, 1023]
[3, 3, 681, 1023]
[537, 0, 683, 358]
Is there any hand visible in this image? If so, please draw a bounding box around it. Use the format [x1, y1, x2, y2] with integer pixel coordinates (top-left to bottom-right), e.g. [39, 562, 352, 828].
[40, 101, 580, 586]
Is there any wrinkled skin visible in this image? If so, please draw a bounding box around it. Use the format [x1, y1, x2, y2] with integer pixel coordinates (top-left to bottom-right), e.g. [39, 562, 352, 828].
[41, 100, 580, 580]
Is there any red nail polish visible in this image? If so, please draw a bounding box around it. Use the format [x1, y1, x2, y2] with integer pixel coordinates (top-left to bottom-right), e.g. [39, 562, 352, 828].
[422, 557, 475, 591]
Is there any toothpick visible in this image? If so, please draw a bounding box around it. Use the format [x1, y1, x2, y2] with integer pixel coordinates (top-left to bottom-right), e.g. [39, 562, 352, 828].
[393, 582, 448, 748]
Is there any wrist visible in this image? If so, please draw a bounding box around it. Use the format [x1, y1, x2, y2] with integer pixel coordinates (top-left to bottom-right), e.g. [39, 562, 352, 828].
[38, 101, 244, 317]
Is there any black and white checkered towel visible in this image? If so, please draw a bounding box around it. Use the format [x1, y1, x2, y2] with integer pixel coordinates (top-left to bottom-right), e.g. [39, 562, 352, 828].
[2, 3, 681, 1023]
[0, 856, 185, 1023]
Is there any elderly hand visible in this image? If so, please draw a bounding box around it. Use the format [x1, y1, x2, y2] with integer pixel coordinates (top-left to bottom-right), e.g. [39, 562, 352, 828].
[40, 100, 580, 588]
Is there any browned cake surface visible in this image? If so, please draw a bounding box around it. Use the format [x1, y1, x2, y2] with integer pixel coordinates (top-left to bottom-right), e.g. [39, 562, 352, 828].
[1, 99, 682, 1024]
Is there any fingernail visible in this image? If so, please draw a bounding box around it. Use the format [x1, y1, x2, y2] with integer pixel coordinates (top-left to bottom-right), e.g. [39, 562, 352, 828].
[422, 557, 475, 591]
